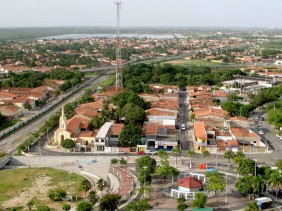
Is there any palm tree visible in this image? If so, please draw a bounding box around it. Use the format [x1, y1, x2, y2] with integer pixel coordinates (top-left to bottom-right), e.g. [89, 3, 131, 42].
[201, 149, 210, 169]
[251, 175, 266, 197]
[224, 150, 234, 168]
[171, 147, 181, 167]
[88, 190, 99, 206]
[97, 179, 106, 197]
[80, 179, 93, 198]
[187, 150, 195, 169]
[268, 170, 282, 202]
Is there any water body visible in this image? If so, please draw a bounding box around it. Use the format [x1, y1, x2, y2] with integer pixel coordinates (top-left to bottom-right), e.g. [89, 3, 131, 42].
[40, 33, 185, 40]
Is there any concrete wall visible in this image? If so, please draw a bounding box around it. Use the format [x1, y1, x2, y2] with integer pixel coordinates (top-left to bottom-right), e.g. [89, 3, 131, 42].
[8, 155, 117, 180]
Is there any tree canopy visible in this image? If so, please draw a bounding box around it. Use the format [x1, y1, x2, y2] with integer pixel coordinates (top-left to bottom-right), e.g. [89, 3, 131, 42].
[99, 194, 121, 211]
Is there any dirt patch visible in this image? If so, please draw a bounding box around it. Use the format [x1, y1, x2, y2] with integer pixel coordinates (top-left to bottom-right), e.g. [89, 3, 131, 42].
[2, 174, 54, 209]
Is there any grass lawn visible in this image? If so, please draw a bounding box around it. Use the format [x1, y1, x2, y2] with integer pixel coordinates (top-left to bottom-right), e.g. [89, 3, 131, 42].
[163, 59, 229, 67]
[0, 168, 86, 210]
[99, 75, 115, 88]
[84, 72, 97, 77]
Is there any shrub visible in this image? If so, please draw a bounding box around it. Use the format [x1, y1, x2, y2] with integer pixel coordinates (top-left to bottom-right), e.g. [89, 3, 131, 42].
[36, 205, 50, 211]
[77, 201, 93, 211]
[62, 204, 71, 211]
[111, 158, 118, 164]
[177, 203, 188, 211]
[48, 188, 67, 201]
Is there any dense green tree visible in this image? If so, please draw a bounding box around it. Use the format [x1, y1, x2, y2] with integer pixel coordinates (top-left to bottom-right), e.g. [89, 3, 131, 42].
[191, 192, 207, 208]
[205, 172, 226, 197]
[155, 164, 180, 178]
[233, 151, 246, 166]
[76, 201, 93, 211]
[121, 103, 146, 125]
[99, 194, 121, 211]
[136, 155, 157, 175]
[237, 159, 255, 176]
[119, 124, 142, 147]
[61, 139, 75, 150]
[222, 101, 239, 116]
[88, 115, 103, 130]
[235, 176, 254, 196]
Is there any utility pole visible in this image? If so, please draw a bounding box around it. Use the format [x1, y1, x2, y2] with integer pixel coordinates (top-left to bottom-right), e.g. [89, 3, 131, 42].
[115, 0, 123, 92]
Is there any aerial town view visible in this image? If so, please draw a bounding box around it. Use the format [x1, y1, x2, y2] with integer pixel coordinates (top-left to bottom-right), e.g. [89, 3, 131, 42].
[0, 0, 282, 211]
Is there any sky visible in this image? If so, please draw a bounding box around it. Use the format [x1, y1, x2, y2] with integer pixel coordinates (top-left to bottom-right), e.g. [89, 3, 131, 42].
[0, 0, 281, 28]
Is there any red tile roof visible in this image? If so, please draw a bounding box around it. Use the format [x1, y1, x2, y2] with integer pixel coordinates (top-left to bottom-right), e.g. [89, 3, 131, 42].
[194, 122, 207, 140]
[146, 108, 177, 116]
[151, 99, 178, 111]
[142, 123, 159, 135]
[108, 123, 124, 136]
[177, 176, 203, 189]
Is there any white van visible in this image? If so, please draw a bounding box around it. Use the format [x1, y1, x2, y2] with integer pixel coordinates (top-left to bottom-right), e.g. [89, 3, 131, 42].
[181, 124, 186, 131]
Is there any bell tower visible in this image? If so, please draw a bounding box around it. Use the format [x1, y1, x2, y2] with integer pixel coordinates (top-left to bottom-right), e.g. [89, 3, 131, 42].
[59, 106, 67, 131]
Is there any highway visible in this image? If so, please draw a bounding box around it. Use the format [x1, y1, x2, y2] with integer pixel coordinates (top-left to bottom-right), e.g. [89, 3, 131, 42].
[0, 71, 113, 155]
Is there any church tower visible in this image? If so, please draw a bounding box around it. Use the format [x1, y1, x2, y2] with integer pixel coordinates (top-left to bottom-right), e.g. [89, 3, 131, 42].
[59, 106, 67, 131]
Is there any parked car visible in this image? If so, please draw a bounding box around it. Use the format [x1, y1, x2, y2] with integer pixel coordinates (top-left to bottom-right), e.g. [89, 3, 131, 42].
[145, 150, 157, 155]
[259, 131, 265, 135]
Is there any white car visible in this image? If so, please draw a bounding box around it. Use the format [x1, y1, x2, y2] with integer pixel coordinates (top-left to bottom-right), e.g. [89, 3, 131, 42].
[259, 131, 264, 135]
[145, 150, 157, 155]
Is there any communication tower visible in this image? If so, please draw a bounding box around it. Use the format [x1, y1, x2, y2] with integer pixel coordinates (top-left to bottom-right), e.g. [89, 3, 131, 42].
[115, 0, 122, 91]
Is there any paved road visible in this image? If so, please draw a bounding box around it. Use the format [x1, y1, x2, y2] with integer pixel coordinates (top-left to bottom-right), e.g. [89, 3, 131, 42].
[250, 109, 282, 149]
[0, 73, 112, 154]
[178, 91, 193, 151]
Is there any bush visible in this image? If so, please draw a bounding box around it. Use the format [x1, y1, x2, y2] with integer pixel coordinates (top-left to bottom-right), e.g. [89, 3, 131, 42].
[119, 157, 127, 165]
[48, 188, 67, 201]
[61, 139, 75, 149]
[77, 201, 93, 211]
[177, 197, 186, 204]
[177, 203, 188, 211]
[62, 204, 71, 211]
[111, 158, 118, 164]
[36, 205, 50, 211]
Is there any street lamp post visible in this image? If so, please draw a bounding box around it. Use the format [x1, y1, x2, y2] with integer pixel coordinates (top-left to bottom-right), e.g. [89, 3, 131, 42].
[68, 171, 72, 201]
[216, 147, 219, 169]
[225, 173, 228, 204]
[143, 166, 148, 198]
[254, 159, 257, 177]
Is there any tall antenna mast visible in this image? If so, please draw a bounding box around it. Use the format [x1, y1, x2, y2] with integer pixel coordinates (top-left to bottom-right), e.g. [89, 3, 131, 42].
[115, 0, 122, 92]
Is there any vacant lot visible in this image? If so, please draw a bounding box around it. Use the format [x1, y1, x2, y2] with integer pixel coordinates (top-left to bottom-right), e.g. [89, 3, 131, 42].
[0, 167, 86, 210]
